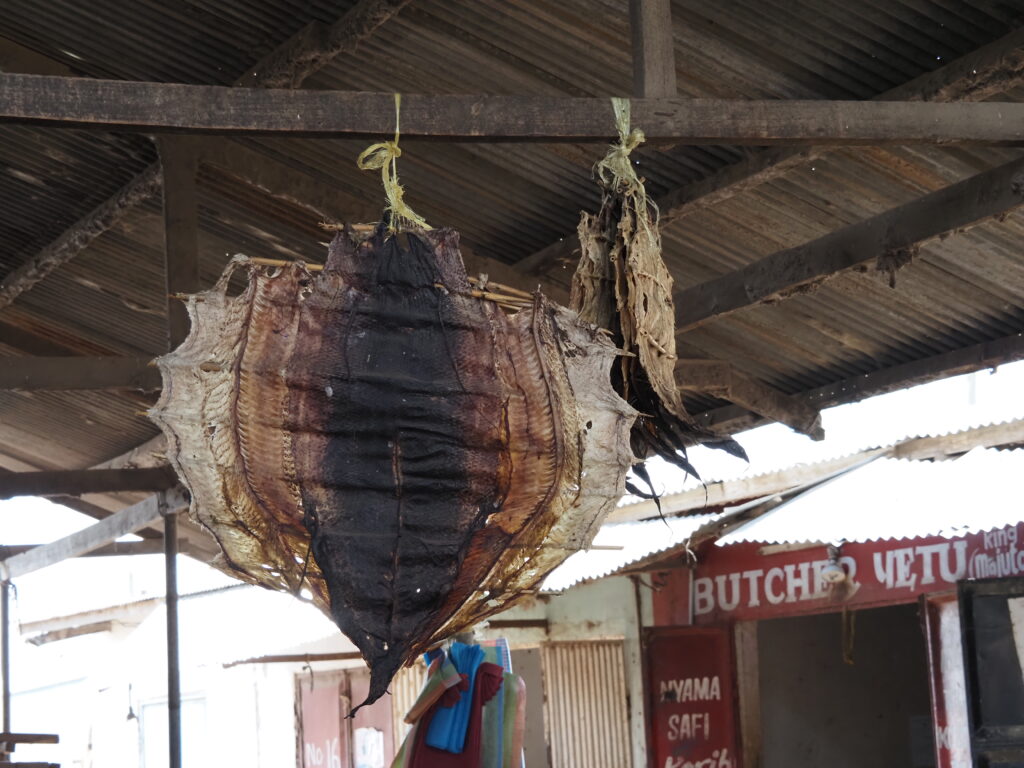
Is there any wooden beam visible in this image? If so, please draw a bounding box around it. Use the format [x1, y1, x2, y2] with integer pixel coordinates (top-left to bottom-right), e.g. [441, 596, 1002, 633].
[222, 651, 364, 668]
[0, 488, 188, 579]
[891, 419, 1024, 460]
[0, 356, 159, 391]
[629, 0, 676, 98]
[676, 155, 1024, 332]
[26, 621, 115, 646]
[515, 27, 1024, 276]
[3, 77, 1024, 144]
[0, 0, 408, 310]
[0, 541, 166, 558]
[678, 359, 823, 439]
[158, 137, 201, 348]
[695, 332, 1024, 436]
[0, 167, 162, 312]
[234, 0, 414, 89]
[0, 467, 177, 499]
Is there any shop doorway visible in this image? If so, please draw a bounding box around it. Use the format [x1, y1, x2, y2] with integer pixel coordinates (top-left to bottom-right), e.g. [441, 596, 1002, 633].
[758, 603, 934, 768]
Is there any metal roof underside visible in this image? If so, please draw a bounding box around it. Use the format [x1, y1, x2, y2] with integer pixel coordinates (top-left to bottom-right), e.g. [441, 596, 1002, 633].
[1, 0, 1024, 473]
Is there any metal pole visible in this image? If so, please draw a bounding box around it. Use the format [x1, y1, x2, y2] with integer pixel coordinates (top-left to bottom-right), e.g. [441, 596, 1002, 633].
[1, 580, 10, 735]
[162, 495, 181, 768]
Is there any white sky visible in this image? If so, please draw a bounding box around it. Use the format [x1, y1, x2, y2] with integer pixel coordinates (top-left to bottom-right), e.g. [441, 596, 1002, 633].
[2, 358, 1023, 619]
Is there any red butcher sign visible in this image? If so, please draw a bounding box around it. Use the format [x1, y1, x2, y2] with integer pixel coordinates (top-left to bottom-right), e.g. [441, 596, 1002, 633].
[652, 523, 1024, 625]
[646, 627, 739, 768]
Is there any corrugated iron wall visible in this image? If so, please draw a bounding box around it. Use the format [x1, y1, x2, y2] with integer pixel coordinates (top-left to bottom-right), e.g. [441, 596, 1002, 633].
[390, 662, 428, 755]
[541, 640, 631, 768]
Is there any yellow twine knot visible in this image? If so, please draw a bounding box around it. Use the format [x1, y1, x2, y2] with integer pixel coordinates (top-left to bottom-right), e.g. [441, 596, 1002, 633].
[356, 93, 431, 232]
[595, 97, 646, 192]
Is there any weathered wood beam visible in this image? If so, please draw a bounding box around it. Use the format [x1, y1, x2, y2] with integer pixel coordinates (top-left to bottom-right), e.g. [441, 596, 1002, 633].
[515, 27, 1024, 276]
[222, 651, 363, 668]
[0, 0, 409, 310]
[0, 167, 162, 312]
[695, 332, 1024, 436]
[0, 541, 166, 558]
[0, 488, 188, 579]
[158, 137, 201, 348]
[234, 0, 414, 89]
[676, 155, 1024, 332]
[27, 620, 115, 646]
[4, 77, 1024, 144]
[629, 0, 676, 98]
[0, 467, 177, 499]
[0, 356, 159, 391]
[678, 359, 823, 439]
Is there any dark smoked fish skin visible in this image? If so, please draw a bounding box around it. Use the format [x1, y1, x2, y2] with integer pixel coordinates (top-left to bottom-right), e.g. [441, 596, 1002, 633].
[290, 228, 510, 707]
[151, 225, 636, 712]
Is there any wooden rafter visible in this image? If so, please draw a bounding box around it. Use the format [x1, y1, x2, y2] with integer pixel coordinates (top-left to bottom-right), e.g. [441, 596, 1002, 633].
[629, 0, 676, 98]
[3, 77, 1024, 143]
[678, 359, 823, 440]
[0, 488, 188, 580]
[0, 0, 413, 312]
[695, 332, 1024, 437]
[0, 356, 159, 391]
[158, 137, 201, 348]
[675, 155, 1024, 332]
[514, 27, 1024, 278]
[0, 467, 177, 499]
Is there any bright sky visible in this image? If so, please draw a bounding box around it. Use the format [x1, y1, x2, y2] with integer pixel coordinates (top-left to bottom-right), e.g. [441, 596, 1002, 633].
[2, 358, 1023, 618]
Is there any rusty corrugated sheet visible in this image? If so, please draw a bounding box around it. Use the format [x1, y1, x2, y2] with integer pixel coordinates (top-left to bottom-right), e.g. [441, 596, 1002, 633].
[541, 640, 631, 768]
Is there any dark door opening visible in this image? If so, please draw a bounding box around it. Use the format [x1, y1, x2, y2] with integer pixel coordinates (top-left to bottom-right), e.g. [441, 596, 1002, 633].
[757, 603, 934, 768]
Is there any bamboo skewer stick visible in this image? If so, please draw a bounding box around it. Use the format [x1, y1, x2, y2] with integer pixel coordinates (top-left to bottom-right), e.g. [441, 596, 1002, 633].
[244, 256, 534, 309]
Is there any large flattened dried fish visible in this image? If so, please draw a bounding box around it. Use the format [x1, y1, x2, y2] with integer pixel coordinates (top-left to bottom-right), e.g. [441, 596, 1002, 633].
[151, 225, 635, 709]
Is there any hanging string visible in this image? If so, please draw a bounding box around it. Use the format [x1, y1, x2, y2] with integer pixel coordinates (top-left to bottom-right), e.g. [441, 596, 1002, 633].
[595, 97, 646, 190]
[594, 97, 659, 237]
[356, 93, 431, 233]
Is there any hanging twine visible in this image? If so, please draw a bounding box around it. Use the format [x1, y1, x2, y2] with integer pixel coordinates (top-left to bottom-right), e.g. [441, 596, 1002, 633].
[595, 97, 646, 193]
[356, 93, 431, 232]
[595, 97, 659, 239]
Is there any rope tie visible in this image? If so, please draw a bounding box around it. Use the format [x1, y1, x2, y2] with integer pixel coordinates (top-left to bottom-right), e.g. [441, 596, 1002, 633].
[356, 93, 431, 232]
[595, 97, 646, 192]
[594, 97, 659, 238]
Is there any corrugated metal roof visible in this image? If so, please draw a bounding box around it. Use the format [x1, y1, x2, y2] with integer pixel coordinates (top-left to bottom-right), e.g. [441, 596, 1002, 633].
[717, 446, 1024, 545]
[542, 513, 717, 591]
[619, 363, 1024, 507]
[552, 446, 1024, 589]
[0, 0, 1022, 479]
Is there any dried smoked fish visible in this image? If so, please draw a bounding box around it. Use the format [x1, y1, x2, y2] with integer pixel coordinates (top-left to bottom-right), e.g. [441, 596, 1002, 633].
[151, 225, 635, 709]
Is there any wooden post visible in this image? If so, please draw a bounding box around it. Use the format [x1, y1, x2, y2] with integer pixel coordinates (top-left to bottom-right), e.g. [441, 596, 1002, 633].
[629, 0, 677, 98]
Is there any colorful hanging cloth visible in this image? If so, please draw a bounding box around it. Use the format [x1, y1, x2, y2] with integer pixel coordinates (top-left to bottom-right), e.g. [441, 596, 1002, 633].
[426, 642, 487, 753]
